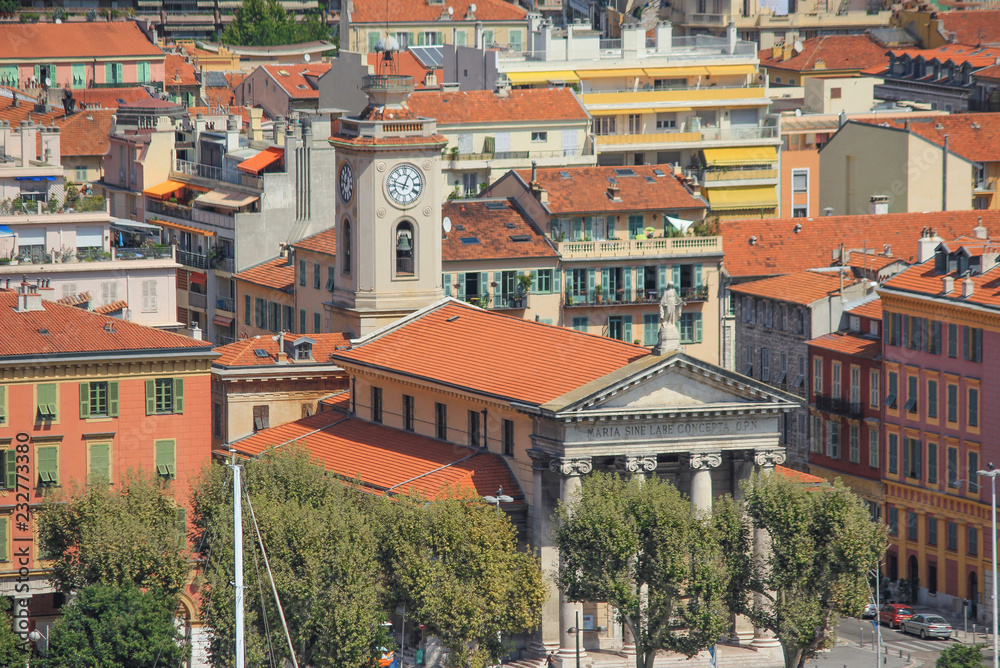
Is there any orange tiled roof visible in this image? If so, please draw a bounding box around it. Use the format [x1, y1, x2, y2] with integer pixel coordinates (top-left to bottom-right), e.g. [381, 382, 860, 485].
[56, 109, 114, 157]
[406, 88, 588, 124]
[203, 87, 236, 109]
[351, 0, 526, 23]
[213, 332, 351, 367]
[320, 390, 351, 412]
[938, 10, 1000, 47]
[776, 465, 827, 485]
[233, 257, 295, 293]
[848, 297, 883, 320]
[512, 165, 707, 216]
[757, 34, 889, 73]
[165, 54, 199, 87]
[73, 86, 153, 110]
[844, 250, 904, 272]
[728, 270, 855, 305]
[55, 291, 91, 306]
[232, 412, 523, 501]
[333, 300, 649, 405]
[0, 22, 163, 60]
[0, 290, 212, 359]
[262, 63, 331, 99]
[441, 199, 557, 262]
[975, 63, 1000, 80]
[720, 211, 1000, 278]
[95, 300, 128, 314]
[292, 227, 337, 257]
[886, 43, 1000, 67]
[808, 331, 882, 359]
[366, 51, 442, 90]
[855, 113, 1000, 163]
[881, 257, 1000, 309]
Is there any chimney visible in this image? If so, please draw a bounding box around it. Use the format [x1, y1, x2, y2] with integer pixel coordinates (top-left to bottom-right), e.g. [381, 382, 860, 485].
[725, 21, 737, 54]
[273, 115, 287, 142]
[530, 160, 537, 184]
[823, 207, 834, 216]
[983, 245, 999, 272]
[974, 217, 988, 239]
[190, 323, 202, 340]
[249, 107, 264, 142]
[607, 180, 621, 201]
[917, 226, 942, 263]
[962, 274, 974, 298]
[14, 281, 44, 312]
[869, 195, 889, 215]
[942, 275, 954, 294]
[494, 79, 509, 97]
[275, 331, 288, 364]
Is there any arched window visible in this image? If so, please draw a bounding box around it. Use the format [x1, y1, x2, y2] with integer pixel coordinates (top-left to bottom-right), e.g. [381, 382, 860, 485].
[342, 219, 352, 275]
[395, 221, 414, 276]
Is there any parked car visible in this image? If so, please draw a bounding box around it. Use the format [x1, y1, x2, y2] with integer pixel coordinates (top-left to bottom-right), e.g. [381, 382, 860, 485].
[861, 599, 878, 619]
[879, 603, 915, 628]
[900, 614, 953, 640]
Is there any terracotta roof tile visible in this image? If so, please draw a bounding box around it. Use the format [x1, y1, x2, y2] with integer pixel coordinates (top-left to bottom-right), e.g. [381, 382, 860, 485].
[233, 257, 295, 293]
[351, 0, 526, 23]
[441, 199, 557, 262]
[844, 250, 904, 272]
[0, 21, 163, 60]
[854, 113, 1000, 163]
[886, 43, 1000, 67]
[366, 51, 442, 90]
[512, 165, 707, 216]
[728, 270, 855, 305]
[406, 88, 588, 124]
[319, 390, 351, 412]
[757, 34, 889, 73]
[213, 332, 351, 367]
[292, 227, 337, 257]
[55, 291, 91, 306]
[938, 10, 1000, 47]
[164, 54, 199, 87]
[0, 290, 212, 359]
[720, 211, 1000, 278]
[73, 86, 154, 110]
[232, 412, 523, 501]
[262, 63, 331, 99]
[203, 87, 236, 110]
[848, 297, 883, 319]
[880, 252, 1000, 309]
[975, 63, 1000, 80]
[94, 300, 128, 314]
[333, 300, 649, 405]
[808, 331, 882, 359]
[56, 109, 114, 157]
[776, 465, 827, 485]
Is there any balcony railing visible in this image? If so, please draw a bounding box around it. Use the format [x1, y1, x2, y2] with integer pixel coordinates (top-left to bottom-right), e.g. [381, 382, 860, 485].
[214, 257, 235, 273]
[680, 286, 709, 302]
[147, 198, 236, 231]
[363, 74, 415, 90]
[690, 12, 728, 23]
[177, 249, 210, 269]
[217, 335, 236, 346]
[558, 236, 721, 259]
[813, 395, 863, 419]
[488, 294, 527, 310]
[564, 285, 708, 307]
[703, 168, 778, 182]
[217, 297, 236, 312]
[174, 158, 263, 189]
[446, 146, 594, 162]
[188, 292, 208, 309]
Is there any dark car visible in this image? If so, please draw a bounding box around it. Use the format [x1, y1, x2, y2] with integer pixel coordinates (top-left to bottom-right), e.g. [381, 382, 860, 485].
[879, 603, 915, 629]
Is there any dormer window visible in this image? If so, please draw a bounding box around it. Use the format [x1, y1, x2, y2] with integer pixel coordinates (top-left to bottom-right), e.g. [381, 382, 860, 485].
[293, 336, 315, 361]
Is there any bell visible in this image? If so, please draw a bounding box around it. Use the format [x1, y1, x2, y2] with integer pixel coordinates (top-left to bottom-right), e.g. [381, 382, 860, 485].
[396, 234, 412, 252]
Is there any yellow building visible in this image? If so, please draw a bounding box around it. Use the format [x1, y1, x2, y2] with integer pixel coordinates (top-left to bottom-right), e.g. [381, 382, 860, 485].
[233, 255, 296, 338]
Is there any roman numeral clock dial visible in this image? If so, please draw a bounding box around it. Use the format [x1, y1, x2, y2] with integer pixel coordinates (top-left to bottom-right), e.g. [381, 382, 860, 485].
[386, 164, 423, 206]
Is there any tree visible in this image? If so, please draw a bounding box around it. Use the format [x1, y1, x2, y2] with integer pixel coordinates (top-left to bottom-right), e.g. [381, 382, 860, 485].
[192, 445, 386, 668]
[37, 471, 189, 595]
[555, 472, 730, 668]
[39, 583, 188, 668]
[0, 597, 27, 667]
[740, 472, 888, 668]
[935, 643, 985, 668]
[220, 0, 329, 47]
[375, 490, 546, 668]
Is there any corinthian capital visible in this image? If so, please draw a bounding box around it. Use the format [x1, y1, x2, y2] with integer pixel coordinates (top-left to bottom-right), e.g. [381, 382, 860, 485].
[614, 455, 657, 474]
[549, 457, 593, 476]
[689, 452, 722, 470]
[754, 448, 787, 468]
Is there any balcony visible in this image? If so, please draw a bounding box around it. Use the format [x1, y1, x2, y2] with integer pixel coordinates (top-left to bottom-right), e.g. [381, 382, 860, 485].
[703, 168, 778, 182]
[488, 294, 527, 310]
[595, 125, 778, 151]
[363, 74, 415, 91]
[557, 236, 722, 259]
[217, 297, 236, 313]
[680, 286, 709, 302]
[689, 12, 729, 23]
[445, 146, 594, 165]
[214, 257, 235, 273]
[188, 292, 208, 310]
[0, 245, 175, 271]
[174, 159, 263, 190]
[146, 198, 236, 231]
[565, 285, 708, 307]
[813, 395, 863, 419]
[177, 249, 210, 269]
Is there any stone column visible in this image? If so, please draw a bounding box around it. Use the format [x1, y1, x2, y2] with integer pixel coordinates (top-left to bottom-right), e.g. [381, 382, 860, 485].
[612, 455, 656, 658]
[730, 452, 756, 645]
[751, 448, 786, 650]
[551, 456, 593, 664]
[527, 449, 560, 659]
[689, 452, 722, 514]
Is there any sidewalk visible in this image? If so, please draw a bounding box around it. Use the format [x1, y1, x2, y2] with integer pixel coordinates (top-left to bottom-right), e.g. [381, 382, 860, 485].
[908, 604, 994, 646]
[808, 643, 912, 668]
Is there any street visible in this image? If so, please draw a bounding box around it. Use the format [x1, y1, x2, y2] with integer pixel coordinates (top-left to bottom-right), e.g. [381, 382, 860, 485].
[832, 615, 997, 667]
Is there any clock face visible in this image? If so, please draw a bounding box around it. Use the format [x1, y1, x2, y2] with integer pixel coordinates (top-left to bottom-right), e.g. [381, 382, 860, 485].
[386, 164, 423, 206]
[339, 162, 354, 204]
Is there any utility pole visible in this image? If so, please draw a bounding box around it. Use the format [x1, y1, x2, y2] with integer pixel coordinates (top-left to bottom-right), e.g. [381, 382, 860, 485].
[232, 462, 245, 668]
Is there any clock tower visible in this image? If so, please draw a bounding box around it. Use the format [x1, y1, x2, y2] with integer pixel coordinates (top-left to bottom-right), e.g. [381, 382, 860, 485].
[328, 48, 447, 337]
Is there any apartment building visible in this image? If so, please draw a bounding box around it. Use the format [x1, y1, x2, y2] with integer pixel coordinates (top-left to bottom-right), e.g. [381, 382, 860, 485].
[757, 34, 889, 87]
[871, 44, 1000, 113]
[233, 255, 295, 339]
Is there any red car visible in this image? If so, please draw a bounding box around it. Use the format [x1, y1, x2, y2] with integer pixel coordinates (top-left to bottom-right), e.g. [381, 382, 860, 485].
[879, 603, 915, 629]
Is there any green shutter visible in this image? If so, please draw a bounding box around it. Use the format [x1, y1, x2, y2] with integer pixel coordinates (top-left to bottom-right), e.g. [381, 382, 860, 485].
[623, 315, 633, 342]
[417, 31, 425, 46]
[155, 440, 176, 478]
[4, 451, 13, 490]
[553, 268, 561, 293]
[480, 272, 489, 303]
[173, 378, 184, 414]
[601, 268, 609, 293]
[606, 216, 615, 238]
[72, 63, 85, 89]
[38, 446, 58, 485]
[694, 314, 703, 343]
[659, 266, 667, 291]
[48, 64, 57, 86]
[108, 381, 119, 417]
[79, 382, 90, 419]
[145, 380, 155, 415]
[104, 62, 113, 83]
[530, 271, 539, 293]
[672, 265, 681, 288]
[694, 264, 703, 288]
[456, 273, 466, 300]
[0, 517, 7, 562]
[442, 273, 451, 297]
[587, 269, 595, 294]
[89, 443, 110, 480]
[0, 385, 6, 423]
[37, 383, 57, 419]
[33, 65, 40, 84]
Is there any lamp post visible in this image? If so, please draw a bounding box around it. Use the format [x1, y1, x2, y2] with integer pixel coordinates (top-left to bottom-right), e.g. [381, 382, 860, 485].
[870, 568, 882, 668]
[483, 487, 513, 514]
[977, 464, 1000, 668]
[567, 611, 607, 668]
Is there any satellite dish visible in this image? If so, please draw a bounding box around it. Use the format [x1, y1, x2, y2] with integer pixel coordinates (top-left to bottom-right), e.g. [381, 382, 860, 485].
[54, 17, 61, 23]
[304, 53, 311, 62]
[443, 216, 452, 233]
[44, 77, 51, 87]
[447, 5, 454, 14]
[793, 40, 804, 53]
[469, 3, 476, 11]
[385, 35, 400, 51]
[794, 108, 802, 116]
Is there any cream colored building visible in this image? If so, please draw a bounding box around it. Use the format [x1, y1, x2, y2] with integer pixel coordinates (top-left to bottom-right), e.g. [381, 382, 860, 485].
[290, 228, 338, 335]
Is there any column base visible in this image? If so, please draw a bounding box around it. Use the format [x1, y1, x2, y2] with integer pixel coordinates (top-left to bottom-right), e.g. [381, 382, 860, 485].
[556, 645, 588, 664]
[527, 640, 560, 661]
[750, 629, 782, 649]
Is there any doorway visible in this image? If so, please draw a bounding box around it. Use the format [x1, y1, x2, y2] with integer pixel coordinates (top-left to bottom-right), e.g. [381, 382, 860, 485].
[969, 571, 979, 619]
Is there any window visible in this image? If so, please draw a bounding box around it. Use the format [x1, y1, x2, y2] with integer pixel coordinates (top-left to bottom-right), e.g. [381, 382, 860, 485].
[907, 511, 918, 540]
[572, 317, 589, 332]
[628, 114, 642, 134]
[968, 387, 979, 427]
[342, 220, 352, 275]
[888, 507, 898, 535]
[964, 326, 983, 362]
[869, 428, 879, 468]
[850, 367, 860, 405]
[948, 322, 957, 358]
[535, 269, 553, 293]
[531, 132, 547, 142]
[35, 383, 58, 421]
[656, 113, 677, 129]
[777, 352, 787, 384]
[643, 314, 658, 346]
[146, 378, 183, 415]
[792, 205, 808, 218]
[928, 379, 938, 419]
[743, 344, 753, 377]
[929, 321, 941, 354]
[813, 357, 822, 394]
[212, 402, 222, 438]
[826, 420, 840, 459]
[468, 410, 481, 448]
[403, 395, 414, 432]
[761, 348, 770, 382]
[969, 451, 979, 494]
[502, 419, 514, 457]
[314, 313, 321, 334]
[928, 442, 938, 484]
[886, 372, 898, 410]
[608, 316, 626, 341]
[395, 222, 414, 276]
[905, 438, 921, 479]
[947, 521, 958, 550]
[244, 295, 251, 325]
[831, 87, 842, 99]
[252, 405, 269, 431]
[811, 415, 823, 453]
[831, 361, 841, 399]
[269, 302, 280, 332]
[255, 298, 267, 329]
[928, 517, 938, 545]
[154, 440, 176, 479]
[680, 313, 702, 344]
[141, 280, 157, 312]
[299, 259, 306, 286]
[85, 442, 110, 480]
[594, 116, 616, 135]
[947, 384, 958, 423]
[75, 166, 88, 182]
[435, 402, 447, 440]
[37, 445, 58, 486]
[905, 375, 918, 414]
[888, 433, 898, 474]
[947, 447, 958, 487]
[79, 381, 118, 418]
[869, 371, 879, 407]
[301, 403, 314, 419]
[299, 309, 306, 335]
[371, 387, 383, 424]
[313, 262, 321, 289]
[791, 169, 808, 194]
[969, 526, 978, 555]
[462, 173, 478, 195]
[283, 305, 294, 334]
[849, 424, 860, 463]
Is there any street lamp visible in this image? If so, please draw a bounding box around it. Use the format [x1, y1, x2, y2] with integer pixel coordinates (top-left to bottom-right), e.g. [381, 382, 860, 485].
[567, 611, 607, 668]
[978, 464, 1000, 668]
[869, 568, 882, 668]
[483, 487, 513, 514]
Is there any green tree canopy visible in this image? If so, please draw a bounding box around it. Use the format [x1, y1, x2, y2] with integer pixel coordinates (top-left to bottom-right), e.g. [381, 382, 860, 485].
[935, 643, 985, 668]
[375, 489, 546, 668]
[0, 597, 27, 667]
[37, 470, 189, 595]
[192, 445, 386, 668]
[555, 472, 731, 668]
[220, 0, 329, 47]
[39, 583, 189, 668]
[739, 472, 888, 668]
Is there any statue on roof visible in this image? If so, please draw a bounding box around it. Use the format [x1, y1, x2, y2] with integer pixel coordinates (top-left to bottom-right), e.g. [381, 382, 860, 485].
[653, 282, 685, 355]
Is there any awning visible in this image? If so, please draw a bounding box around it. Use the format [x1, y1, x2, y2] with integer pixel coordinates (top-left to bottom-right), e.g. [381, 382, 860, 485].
[213, 314, 234, 327]
[706, 64, 757, 77]
[505, 70, 580, 84]
[14, 176, 55, 181]
[0, 225, 12, 238]
[111, 218, 162, 234]
[149, 218, 217, 237]
[196, 188, 259, 210]
[237, 146, 284, 174]
[190, 272, 207, 285]
[590, 107, 660, 116]
[664, 215, 693, 233]
[705, 185, 778, 210]
[575, 68, 646, 78]
[702, 146, 778, 166]
[143, 180, 188, 200]
[643, 66, 710, 77]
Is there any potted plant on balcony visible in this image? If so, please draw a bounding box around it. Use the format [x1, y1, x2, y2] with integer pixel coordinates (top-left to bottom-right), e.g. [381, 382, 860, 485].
[517, 272, 533, 297]
[594, 284, 603, 303]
